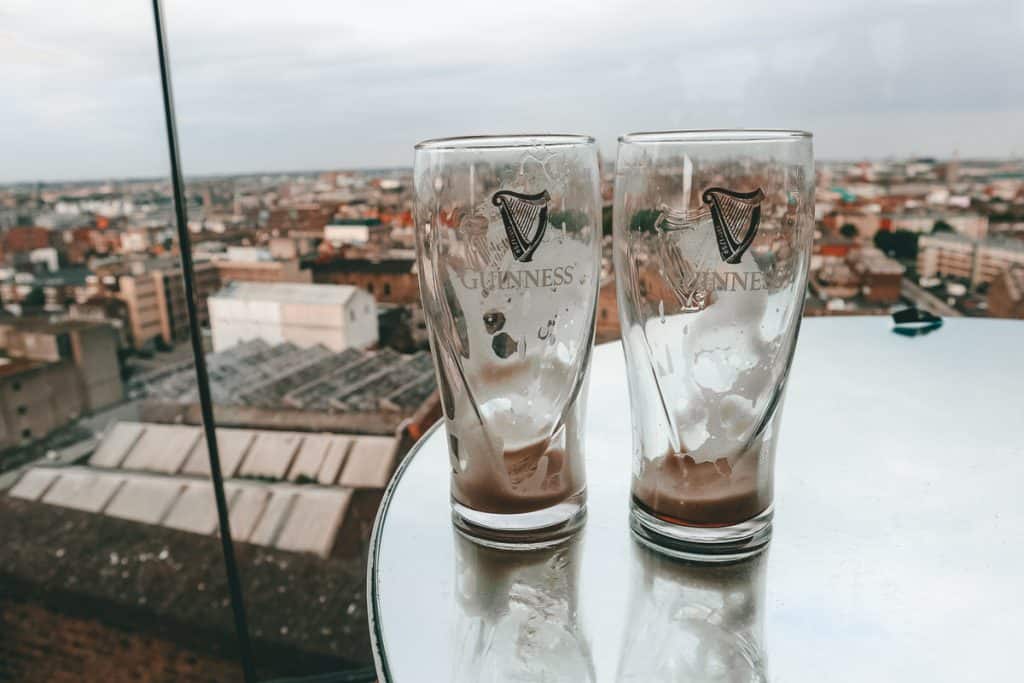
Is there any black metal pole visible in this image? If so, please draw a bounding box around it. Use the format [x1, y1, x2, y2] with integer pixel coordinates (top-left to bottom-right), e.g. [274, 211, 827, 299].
[149, 1, 257, 680]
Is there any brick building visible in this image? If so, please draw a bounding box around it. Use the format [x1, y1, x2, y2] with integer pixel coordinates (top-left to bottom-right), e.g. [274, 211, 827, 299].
[849, 248, 905, 304]
[312, 255, 419, 304]
[266, 204, 333, 234]
[987, 267, 1024, 319]
[214, 258, 312, 285]
[1, 226, 53, 258]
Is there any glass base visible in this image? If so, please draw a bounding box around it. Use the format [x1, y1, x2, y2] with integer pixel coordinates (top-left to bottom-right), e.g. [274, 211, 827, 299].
[452, 490, 586, 551]
[630, 502, 772, 563]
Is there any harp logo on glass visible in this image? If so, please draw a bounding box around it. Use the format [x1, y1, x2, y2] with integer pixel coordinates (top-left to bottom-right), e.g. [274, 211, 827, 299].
[653, 186, 771, 309]
[492, 189, 550, 262]
[704, 187, 764, 264]
[658, 187, 765, 265]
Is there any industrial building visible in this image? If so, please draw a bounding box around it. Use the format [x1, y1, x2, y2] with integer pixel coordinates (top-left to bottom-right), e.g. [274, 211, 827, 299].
[130, 339, 436, 435]
[0, 319, 122, 449]
[209, 282, 377, 353]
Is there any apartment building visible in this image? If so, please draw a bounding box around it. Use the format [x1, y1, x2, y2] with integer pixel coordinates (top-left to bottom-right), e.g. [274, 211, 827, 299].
[918, 234, 1024, 286]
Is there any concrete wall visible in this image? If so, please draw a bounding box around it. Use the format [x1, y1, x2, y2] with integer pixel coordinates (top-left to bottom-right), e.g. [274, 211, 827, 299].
[70, 325, 123, 412]
[341, 288, 377, 350]
[0, 362, 84, 449]
[209, 295, 284, 352]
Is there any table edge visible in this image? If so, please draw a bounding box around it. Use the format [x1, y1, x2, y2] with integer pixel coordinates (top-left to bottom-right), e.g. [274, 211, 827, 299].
[367, 419, 445, 682]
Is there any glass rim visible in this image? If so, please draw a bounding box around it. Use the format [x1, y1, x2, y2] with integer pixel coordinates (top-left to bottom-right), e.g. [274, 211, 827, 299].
[414, 133, 596, 151]
[619, 129, 812, 144]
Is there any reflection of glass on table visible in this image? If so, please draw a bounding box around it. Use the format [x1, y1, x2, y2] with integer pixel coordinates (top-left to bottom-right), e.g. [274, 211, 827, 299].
[617, 542, 768, 682]
[452, 532, 595, 682]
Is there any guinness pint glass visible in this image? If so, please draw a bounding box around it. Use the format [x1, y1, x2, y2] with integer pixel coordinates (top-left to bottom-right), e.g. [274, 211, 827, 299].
[614, 130, 814, 561]
[414, 135, 601, 548]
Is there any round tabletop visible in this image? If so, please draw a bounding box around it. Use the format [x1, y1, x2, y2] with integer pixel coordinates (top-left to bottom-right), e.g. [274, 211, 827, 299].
[368, 317, 1024, 682]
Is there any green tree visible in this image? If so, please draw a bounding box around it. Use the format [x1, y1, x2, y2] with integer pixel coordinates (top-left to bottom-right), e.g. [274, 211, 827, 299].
[21, 287, 45, 309]
[839, 223, 859, 238]
[876, 229, 920, 259]
[932, 220, 955, 234]
[547, 209, 589, 234]
[630, 209, 663, 234]
[873, 230, 891, 253]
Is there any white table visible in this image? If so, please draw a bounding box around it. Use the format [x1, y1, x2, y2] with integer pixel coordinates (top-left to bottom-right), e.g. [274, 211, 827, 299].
[368, 317, 1024, 682]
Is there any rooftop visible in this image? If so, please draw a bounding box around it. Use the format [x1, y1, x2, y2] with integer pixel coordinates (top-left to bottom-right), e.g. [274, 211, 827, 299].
[0, 316, 110, 335]
[131, 340, 436, 418]
[0, 494, 371, 671]
[36, 266, 92, 287]
[0, 357, 53, 379]
[9, 420, 400, 558]
[211, 281, 362, 306]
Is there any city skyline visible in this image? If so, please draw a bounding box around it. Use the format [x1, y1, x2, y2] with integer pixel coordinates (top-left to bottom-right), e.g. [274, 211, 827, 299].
[3, 0, 1024, 183]
[3, 154, 1022, 189]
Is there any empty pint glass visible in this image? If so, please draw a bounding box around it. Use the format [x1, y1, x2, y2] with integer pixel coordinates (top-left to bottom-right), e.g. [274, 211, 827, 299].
[613, 130, 813, 561]
[414, 135, 601, 548]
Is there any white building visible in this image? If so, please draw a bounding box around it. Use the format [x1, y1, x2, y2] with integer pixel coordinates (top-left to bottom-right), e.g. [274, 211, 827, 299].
[224, 246, 273, 262]
[29, 247, 59, 272]
[325, 223, 371, 246]
[208, 282, 377, 353]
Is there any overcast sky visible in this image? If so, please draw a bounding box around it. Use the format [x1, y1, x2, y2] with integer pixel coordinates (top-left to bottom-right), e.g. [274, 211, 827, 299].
[2, 0, 1023, 183]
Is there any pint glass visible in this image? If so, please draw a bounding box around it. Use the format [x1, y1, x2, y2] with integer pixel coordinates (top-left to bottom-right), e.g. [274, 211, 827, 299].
[613, 130, 814, 560]
[414, 135, 601, 547]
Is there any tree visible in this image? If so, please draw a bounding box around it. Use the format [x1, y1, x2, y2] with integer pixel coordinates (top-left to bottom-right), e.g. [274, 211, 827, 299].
[21, 287, 45, 310]
[547, 209, 589, 234]
[873, 230, 891, 253]
[839, 223, 859, 239]
[629, 209, 663, 234]
[932, 220, 955, 234]
[875, 229, 919, 259]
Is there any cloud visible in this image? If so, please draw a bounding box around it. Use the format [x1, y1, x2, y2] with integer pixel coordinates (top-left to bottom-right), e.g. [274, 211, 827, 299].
[1, 0, 1022, 182]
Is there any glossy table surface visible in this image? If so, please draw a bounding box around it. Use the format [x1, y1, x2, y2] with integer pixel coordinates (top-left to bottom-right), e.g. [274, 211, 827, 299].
[368, 317, 1024, 682]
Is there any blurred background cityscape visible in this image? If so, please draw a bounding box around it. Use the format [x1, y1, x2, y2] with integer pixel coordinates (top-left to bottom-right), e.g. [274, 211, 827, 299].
[2, 0, 1022, 680]
[1, 155, 1022, 680]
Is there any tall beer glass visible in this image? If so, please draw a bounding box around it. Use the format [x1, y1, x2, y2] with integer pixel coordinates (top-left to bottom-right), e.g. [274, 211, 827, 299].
[414, 135, 601, 548]
[614, 130, 813, 561]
